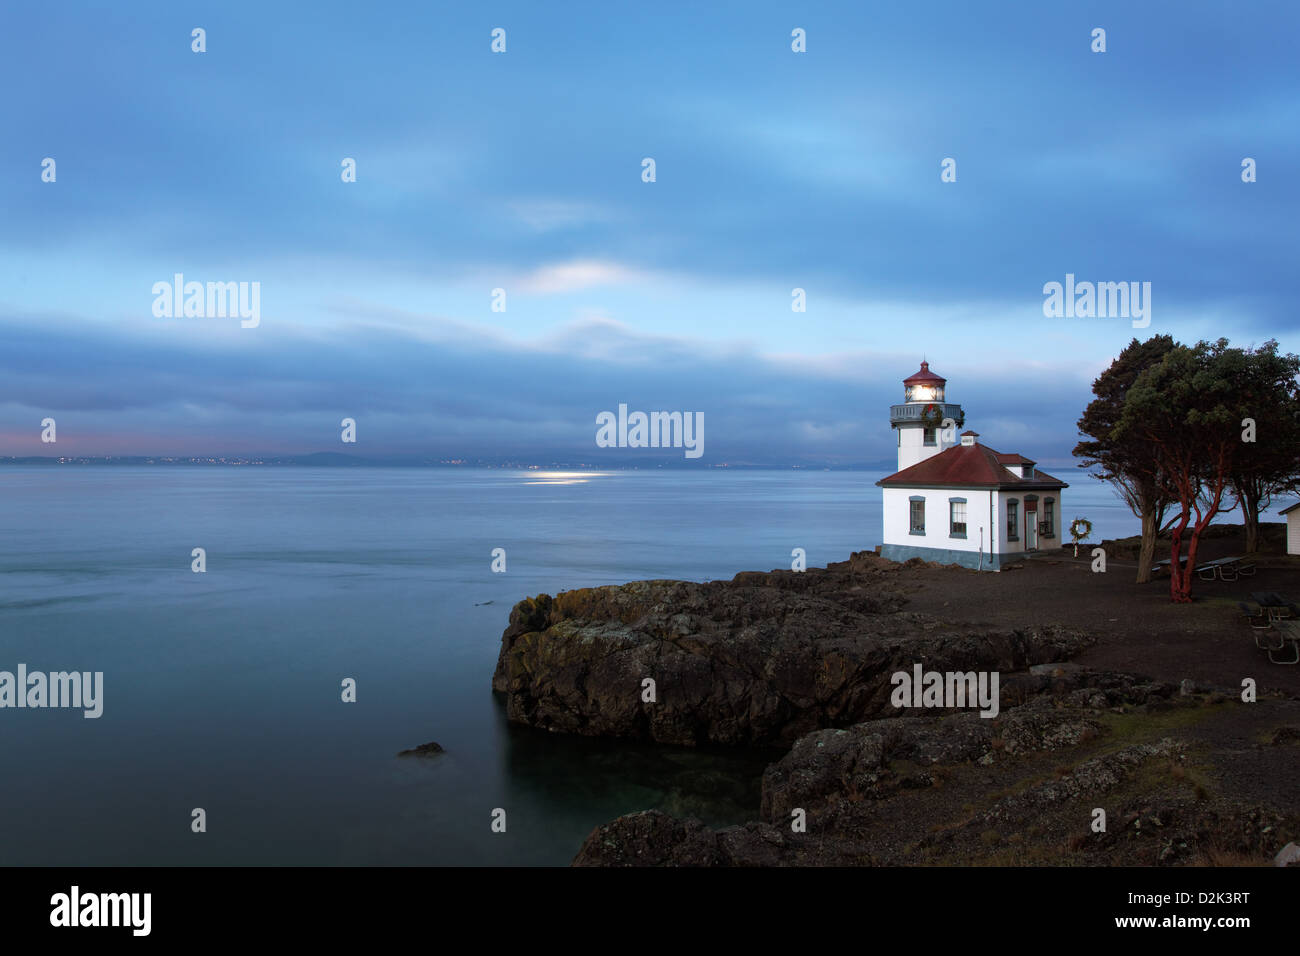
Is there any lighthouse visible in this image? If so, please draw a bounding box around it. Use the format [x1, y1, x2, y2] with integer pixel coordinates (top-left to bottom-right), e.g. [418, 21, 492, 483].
[890, 361, 965, 470]
[878, 361, 1067, 570]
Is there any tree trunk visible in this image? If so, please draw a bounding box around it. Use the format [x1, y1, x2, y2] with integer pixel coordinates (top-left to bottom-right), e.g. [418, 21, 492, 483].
[1168, 510, 1192, 603]
[1178, 526, 1204, 604]
[1135, 509, 1159, 584]
[1171, 483, 1228, 603]
[1242, 489, 1261, 554]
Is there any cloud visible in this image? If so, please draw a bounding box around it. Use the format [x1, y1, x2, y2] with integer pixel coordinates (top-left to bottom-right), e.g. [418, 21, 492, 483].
[515, 260, 648, 295]
[1, 1, 1296, 465]
[0, 305, 1105, 466]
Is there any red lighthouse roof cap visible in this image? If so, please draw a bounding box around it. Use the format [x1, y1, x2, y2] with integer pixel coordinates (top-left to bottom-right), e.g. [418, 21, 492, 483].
[903, 361, 946, 386]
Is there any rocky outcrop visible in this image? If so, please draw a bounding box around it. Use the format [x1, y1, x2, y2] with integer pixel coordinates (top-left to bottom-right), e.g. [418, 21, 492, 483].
[573, 680, 1300, 867]
[759, 691, 1116, 821]
[491, 551, 1300, 866]
[492, 558, 1094, 747]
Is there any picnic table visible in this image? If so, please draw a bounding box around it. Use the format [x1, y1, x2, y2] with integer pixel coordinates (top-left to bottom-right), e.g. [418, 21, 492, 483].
[1149, 557, 1187, 575]
[1150, 555, 1254, 581]
[1268, 619, 1300, 665]
[1252, 592, 1293, 622]
[1196, 556, 1254, 581]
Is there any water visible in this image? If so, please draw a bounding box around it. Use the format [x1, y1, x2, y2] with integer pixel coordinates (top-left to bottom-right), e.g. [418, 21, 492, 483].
[0, 466, 1260, 865]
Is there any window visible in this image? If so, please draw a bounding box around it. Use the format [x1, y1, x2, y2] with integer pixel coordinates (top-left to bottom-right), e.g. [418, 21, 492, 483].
[1043, 499, 1055, 538]
[949, 498, 967, 538]
[1007, 499, 1019, 541]
[909, 498, 925, 535]
[923, 427, 937, 447]
[1024, 465, 1034, 479]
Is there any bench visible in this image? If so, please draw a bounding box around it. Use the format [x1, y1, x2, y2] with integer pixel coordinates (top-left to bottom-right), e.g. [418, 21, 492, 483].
[1239, 601, 1272, 631]
[1268, 620, 1300, 665]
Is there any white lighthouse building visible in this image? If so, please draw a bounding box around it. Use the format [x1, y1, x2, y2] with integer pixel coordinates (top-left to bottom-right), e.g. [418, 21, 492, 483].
[877, 362, 1068, 570]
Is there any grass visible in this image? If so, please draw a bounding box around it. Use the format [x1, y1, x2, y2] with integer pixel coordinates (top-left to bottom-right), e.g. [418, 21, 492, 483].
[1096, 698, 1228, 744]
[1125, 754, 1215, 800]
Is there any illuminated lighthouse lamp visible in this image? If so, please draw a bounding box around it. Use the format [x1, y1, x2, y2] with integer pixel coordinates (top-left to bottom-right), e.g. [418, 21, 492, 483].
[903, 361, 946, 403]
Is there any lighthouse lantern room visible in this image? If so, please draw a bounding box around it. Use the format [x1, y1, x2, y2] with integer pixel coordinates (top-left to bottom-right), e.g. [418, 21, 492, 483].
[890, 361, 965, 471]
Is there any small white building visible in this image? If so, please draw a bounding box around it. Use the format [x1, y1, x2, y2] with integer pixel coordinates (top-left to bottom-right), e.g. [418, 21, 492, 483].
[1281, 501, 1300, 555]
[876, 362, 1068, 571]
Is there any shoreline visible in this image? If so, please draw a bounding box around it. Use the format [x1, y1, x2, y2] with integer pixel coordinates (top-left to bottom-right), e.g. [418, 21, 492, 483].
[491, 526, 1300, 866]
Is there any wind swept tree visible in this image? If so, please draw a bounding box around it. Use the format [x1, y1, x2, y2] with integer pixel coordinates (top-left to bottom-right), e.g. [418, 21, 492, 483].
[1074, 336, 1178, 583]
[1116, 339, 1244, 603]
[1228, 340, 1300, 553]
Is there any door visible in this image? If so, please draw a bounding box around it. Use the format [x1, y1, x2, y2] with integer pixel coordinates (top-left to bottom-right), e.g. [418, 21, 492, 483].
[1025, 506, 1038, 550]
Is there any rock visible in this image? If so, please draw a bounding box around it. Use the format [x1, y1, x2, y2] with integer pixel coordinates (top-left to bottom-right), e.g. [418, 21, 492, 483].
[1029, 662, 1086, 678]
[760, 695, 1104, 821]
[762, 723, 890, 820]
[397, 741, 445, 758]
[979, 739, 1185, 824]
[567, 669, 1299, 866]
[492, 574, 1094, 747]
[572, 810, 723, 866]
[572, 809, 864, 866]
[1276, 842, 1300, 867]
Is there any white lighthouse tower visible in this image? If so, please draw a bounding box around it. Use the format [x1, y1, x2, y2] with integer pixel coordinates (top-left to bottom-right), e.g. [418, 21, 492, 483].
[889, 361, 965, 470]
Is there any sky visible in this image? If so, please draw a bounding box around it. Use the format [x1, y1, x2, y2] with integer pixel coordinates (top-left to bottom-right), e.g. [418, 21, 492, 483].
[1, 1, 1297, 468]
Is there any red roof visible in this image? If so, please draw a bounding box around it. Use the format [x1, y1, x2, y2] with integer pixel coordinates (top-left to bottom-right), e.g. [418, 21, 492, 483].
[877, 441, 1067, 489]
[903, 361, 946, 386]
[994, 452, 1035, 465]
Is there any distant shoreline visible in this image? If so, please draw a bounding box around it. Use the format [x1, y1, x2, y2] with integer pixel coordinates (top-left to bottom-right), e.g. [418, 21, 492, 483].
[0, 456, 931, 471]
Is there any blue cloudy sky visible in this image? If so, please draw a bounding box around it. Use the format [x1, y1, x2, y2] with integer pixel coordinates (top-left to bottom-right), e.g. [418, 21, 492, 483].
[2, 1, 1296, 467]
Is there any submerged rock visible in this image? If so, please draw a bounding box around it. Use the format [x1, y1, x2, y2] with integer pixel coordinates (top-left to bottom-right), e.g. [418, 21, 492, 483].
[397, 741, 446, 758]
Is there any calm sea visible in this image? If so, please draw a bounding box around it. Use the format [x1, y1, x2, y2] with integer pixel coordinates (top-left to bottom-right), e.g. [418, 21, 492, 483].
[0, 466, 1265, 865]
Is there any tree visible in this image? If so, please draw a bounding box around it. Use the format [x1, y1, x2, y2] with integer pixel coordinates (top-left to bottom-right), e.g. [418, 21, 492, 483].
[1228, 340, 1300, 553]
[1115, 340, 1244, 603]
[1074, 336, 1179, 583]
